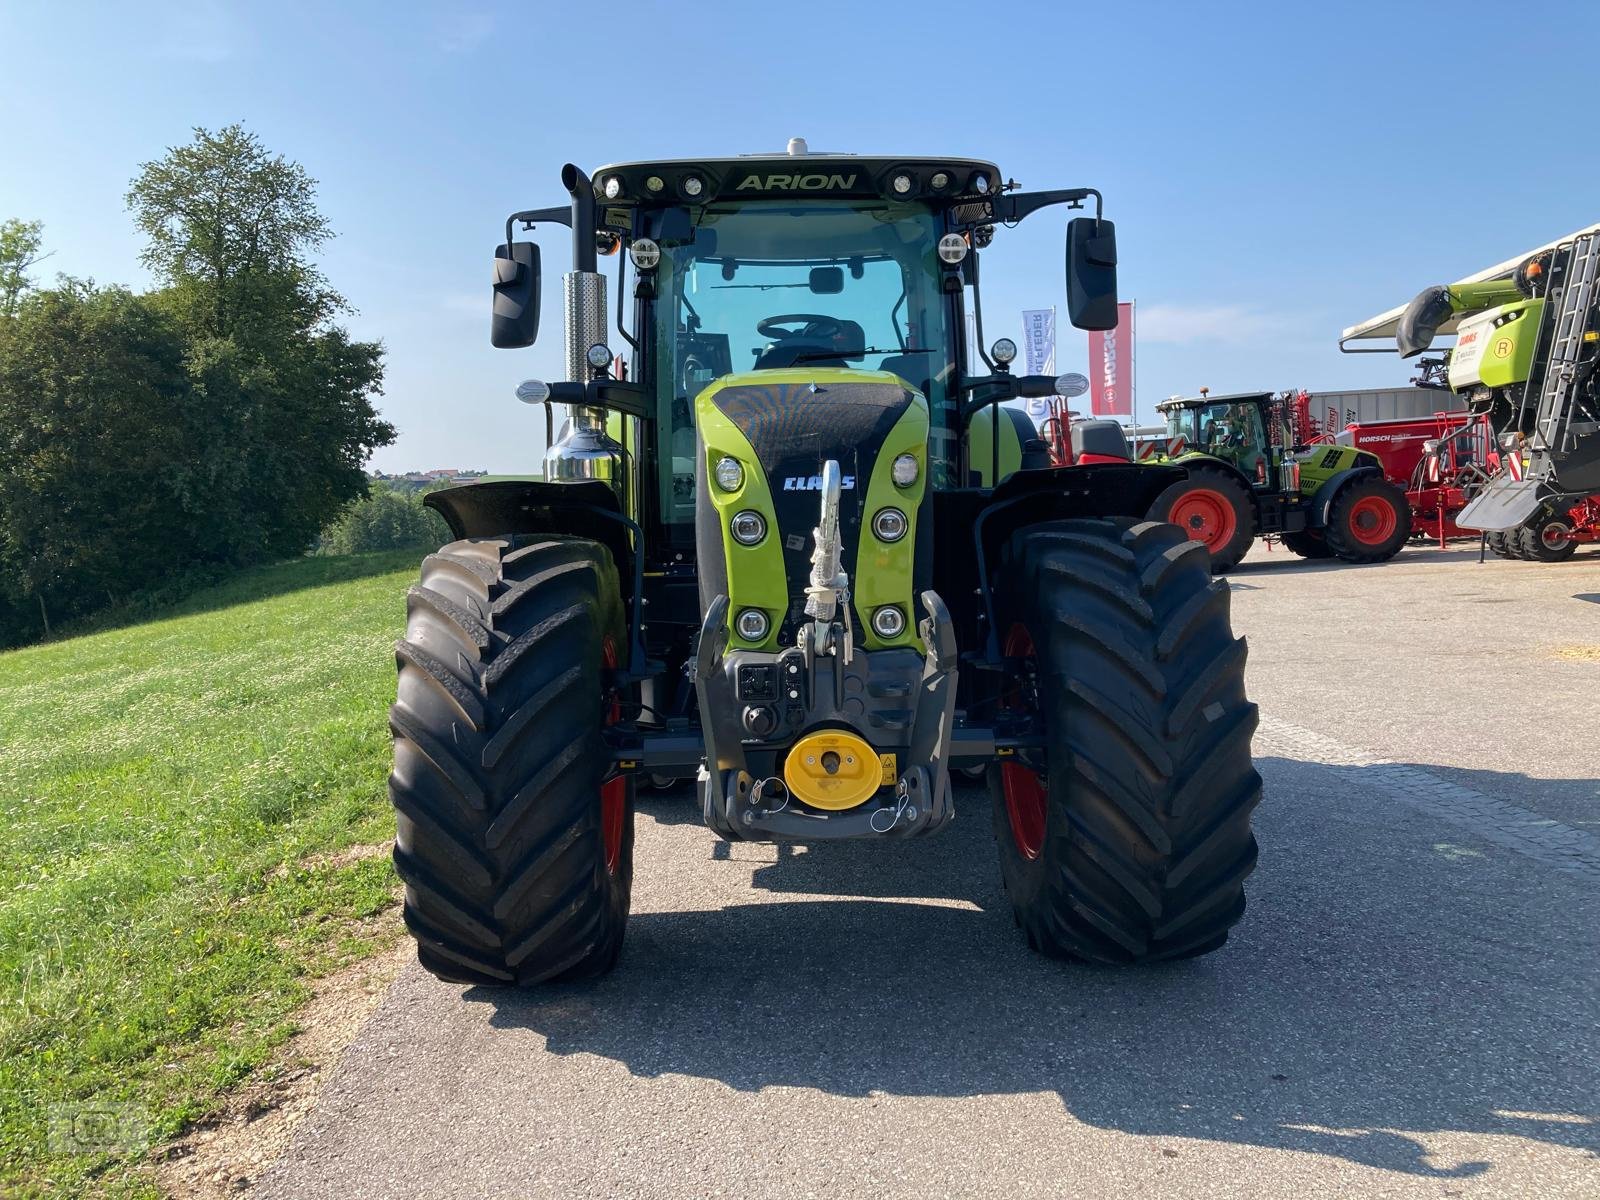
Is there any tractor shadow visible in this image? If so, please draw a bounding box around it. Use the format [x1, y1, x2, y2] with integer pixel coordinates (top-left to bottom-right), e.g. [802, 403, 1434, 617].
[475, 763, 1600, 1179]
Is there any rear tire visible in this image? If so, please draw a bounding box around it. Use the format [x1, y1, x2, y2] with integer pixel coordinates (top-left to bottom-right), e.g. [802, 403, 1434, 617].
[1281, 529, 1333, 559]
[389, 536, 634, 986]
[1323, 476, 1411, 563]
[1485, 531, 1515, 559]
[1147, 466, 1258, 574]
[990, 519, 1262, 964]
[1517, 510, 1579, 562]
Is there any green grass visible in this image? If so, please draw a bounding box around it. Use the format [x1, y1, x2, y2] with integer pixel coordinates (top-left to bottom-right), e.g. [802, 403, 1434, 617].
[0, 551, 422, 1198]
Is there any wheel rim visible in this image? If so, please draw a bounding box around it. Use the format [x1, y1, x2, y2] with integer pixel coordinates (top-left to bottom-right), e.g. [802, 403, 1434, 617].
[1000, 624, 1047, 861]
[1541, 521, 1573, 551]
[600, 636, 625, 875]
[1169, 487, 1237, 552]
[1346, 495, 1398, 546]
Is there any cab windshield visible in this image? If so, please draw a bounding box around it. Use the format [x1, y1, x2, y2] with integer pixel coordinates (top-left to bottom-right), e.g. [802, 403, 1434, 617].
[1165, 401, 1267, 475]
[651, 199, 953, 523]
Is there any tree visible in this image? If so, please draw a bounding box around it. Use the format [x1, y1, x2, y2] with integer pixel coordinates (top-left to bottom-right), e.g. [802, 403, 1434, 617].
[126, 124, 394, 560]
[127, 125, 334, 339]
[0, 128, 394, 647]
[0, 282, 200, 639]
[0, 219, 50, 319]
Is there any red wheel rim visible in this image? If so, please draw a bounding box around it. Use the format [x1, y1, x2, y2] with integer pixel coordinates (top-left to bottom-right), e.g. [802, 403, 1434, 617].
[1000, 624, 1047, 861]
[1347, 495, 1398, 546]
[1541, 522, 1572, 550]
[600, 636, 625, 874]
[1169, 487, 1237, 552]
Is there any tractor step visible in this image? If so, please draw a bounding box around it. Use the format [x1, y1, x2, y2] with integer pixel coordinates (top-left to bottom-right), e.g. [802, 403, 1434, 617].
[1457, 476, 1545, 532]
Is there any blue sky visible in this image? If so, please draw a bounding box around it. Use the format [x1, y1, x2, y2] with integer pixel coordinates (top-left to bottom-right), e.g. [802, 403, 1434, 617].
[2, 0, 1595, 472]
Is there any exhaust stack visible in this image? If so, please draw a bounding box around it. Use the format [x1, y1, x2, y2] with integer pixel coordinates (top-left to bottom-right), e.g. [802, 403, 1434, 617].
[544, 164, 625, 499]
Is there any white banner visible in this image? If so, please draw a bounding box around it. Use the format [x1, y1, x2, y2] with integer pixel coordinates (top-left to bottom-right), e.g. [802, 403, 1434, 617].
[1021, 308, 1055, 377]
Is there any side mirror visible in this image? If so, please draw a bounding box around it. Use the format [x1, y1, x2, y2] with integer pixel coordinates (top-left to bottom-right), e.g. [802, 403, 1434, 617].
[1065, 217, 1118, 331]
[491, 241, 540, 349]
[1396, 286, 1452, 359]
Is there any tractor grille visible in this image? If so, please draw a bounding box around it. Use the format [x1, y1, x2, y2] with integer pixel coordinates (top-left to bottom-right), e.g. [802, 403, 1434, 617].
[709, 380, 913, 475]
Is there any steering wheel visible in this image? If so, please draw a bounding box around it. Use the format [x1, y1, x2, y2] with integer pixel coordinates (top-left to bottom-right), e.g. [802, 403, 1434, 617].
[756, 313, 846, 342]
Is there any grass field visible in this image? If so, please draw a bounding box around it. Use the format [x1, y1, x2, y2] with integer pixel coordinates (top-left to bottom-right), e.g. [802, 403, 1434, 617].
[0, 551, 421, 1197]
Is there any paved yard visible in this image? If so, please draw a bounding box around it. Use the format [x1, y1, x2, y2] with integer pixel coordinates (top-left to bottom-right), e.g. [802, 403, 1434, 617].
[259, 543, 1600, 1199]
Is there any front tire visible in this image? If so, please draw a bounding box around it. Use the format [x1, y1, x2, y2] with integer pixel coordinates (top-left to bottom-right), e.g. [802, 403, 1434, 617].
[1517, 510, 1579, 562]
[991, 519, 1262, 963]
[1323, 476, 1411, 563]
[1485, 531, 1515, 559]
[1281, 529, 1333, 559]
[389, 536, 634, 986]
[1147, 466, 1258, 573]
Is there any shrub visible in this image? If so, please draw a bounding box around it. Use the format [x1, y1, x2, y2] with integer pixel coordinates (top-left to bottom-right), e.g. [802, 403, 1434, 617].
[317, 485, 449, 556]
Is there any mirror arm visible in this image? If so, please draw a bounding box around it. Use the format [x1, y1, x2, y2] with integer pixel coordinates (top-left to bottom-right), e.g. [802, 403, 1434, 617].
[959, 187, 1103, 228]
[529, 380, 652, 421]
[958, 375, 1018, 421]
[504, 205, 571, 251]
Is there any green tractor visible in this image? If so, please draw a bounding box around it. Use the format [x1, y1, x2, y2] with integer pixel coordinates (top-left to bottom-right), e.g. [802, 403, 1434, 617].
[1144, 390, 1411, 572]
[388, 143, 1262, 985]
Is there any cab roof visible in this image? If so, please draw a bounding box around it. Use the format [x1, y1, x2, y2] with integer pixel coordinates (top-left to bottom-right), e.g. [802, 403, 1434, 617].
[588, 153, 1004, 208]
[1155, 391, 1274, 411]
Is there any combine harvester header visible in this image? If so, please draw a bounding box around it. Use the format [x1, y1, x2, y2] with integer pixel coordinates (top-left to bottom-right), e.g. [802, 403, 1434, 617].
[1343, 220, 1600, 560]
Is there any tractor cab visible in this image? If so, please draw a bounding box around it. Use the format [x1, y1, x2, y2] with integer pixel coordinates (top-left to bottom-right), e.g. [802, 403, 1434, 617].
[1156, 392, 1275, 487]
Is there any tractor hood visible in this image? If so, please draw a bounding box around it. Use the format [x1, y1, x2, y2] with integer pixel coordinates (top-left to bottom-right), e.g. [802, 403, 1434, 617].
[693, 368, 929, 653]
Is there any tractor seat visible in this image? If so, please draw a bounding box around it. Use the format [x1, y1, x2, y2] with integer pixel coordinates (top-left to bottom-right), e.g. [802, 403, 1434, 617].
[753, 320, 866, 370]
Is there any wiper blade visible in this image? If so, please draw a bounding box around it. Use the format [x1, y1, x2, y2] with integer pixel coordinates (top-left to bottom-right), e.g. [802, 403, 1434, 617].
[789, 346, 892, 363]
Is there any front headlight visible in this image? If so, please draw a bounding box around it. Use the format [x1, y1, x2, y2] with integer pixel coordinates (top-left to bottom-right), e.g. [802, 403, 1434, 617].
[730, 510, 766, 546]
[735, 608, 770, 641]
[891, 453, 919, 487]
[714, 456, 744, 493]
[872, 508, 908, 543]
[871, 606, 906, 638]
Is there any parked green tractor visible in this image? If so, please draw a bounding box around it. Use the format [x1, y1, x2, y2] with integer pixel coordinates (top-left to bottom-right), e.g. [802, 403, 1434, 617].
[386, 143, 1262, 986]
[1145, 390, 1411, 571]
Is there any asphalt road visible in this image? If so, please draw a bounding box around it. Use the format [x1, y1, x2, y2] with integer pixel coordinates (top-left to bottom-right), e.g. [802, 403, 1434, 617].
[259, 543, 1600, 1199]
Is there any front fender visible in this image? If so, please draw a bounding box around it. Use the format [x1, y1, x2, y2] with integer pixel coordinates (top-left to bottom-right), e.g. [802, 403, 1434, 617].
[1307, 465, 1383, 529]
[424, 479, 635, 602]
[934, 462, 1187, 664]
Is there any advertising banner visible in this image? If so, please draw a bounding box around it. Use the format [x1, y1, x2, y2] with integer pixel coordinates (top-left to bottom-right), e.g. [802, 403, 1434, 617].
[1087, 301, 1135, 418]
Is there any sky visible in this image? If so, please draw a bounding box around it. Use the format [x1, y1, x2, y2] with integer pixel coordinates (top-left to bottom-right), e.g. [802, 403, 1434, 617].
[2, 0, 1597, 473]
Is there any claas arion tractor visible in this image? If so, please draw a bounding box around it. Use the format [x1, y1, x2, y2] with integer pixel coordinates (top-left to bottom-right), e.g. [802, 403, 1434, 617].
[1141, 390, 1411, 572]
[387, 142, 1262, 986]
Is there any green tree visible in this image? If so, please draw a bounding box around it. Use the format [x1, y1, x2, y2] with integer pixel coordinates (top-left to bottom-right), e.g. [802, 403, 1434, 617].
[127, 125, 333, 339]
[0, 219, 50, 319]
[0, 282, 200, 639]
[127, 124, 394, 561]
[0, 128, 395, 646]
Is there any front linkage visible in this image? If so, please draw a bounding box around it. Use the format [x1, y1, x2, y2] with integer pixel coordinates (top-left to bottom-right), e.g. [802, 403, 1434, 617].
[694, 460, 959, 840]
